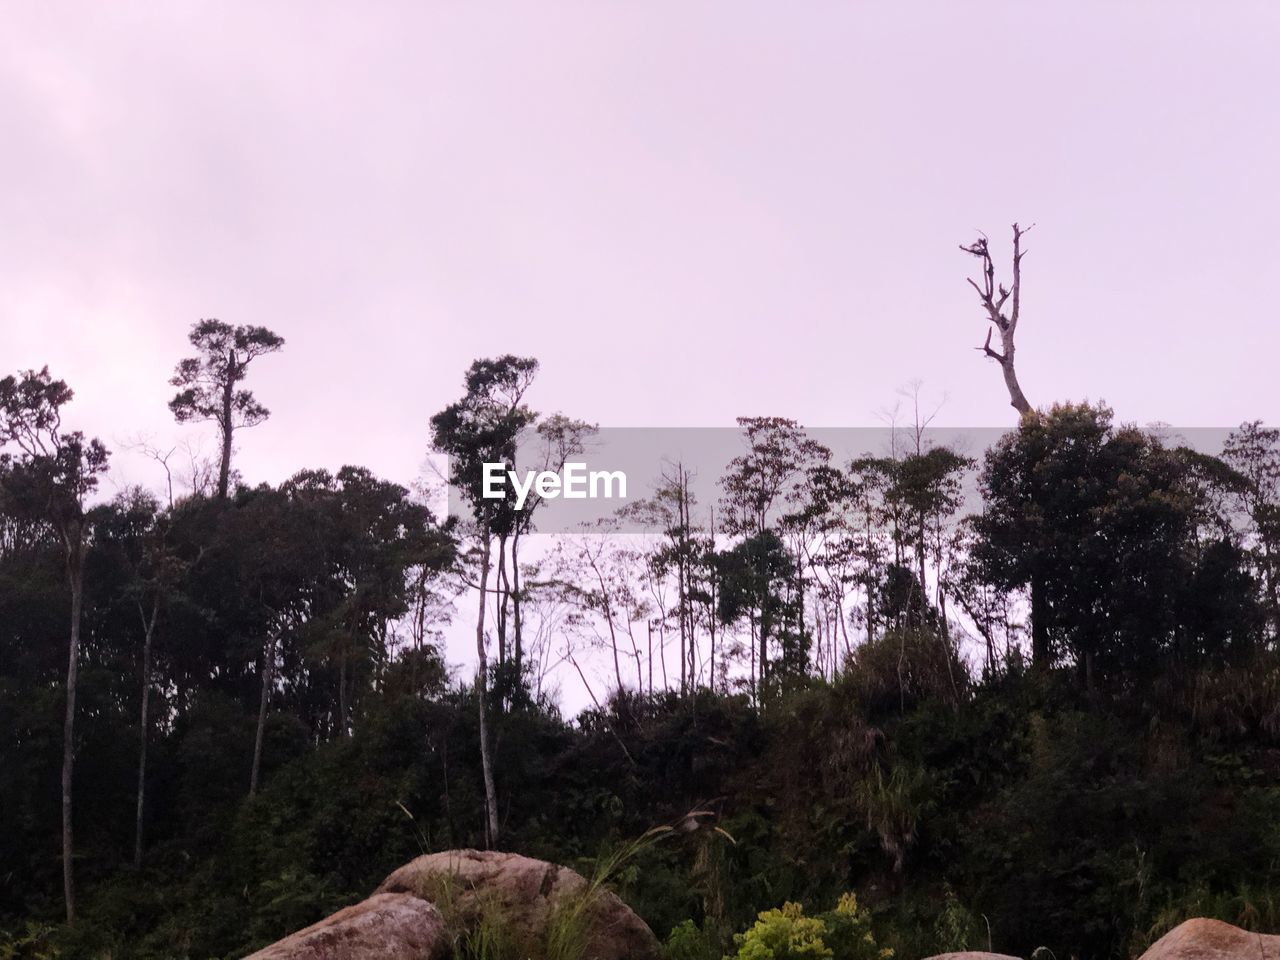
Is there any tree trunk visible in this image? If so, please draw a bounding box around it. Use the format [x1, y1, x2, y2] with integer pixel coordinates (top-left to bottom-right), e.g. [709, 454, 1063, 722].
[495, 533, 509, 667]
[511, 528, 524, 678]
[999, 345, 1032, 416]
[62, 550, 84, 923]
[218, 374, 234, 499]
[134, 596, 159, 868]
[1030, 571, 1050, 667]
[708, 508, 717, 692]
[475, 524, 500, 846]
[588, 550, 625, 692]
[338, 653, 348, 737]
[647, 620, 654, 695]
[250, 633, 274, 795]
[658, 616, 669, 690]
[963, 224, 1033, 416]
[758, 606, 769, 696]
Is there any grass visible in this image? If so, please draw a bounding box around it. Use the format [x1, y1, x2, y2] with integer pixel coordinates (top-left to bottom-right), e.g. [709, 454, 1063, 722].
[544, 826, 675, 960]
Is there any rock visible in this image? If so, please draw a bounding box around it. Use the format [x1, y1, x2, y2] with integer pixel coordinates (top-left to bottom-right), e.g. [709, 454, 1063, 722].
[376, 848, 661, 960]
[922, 954, 1021, 960]
[244, 892, 448, 959]
[1139, 918, 1280, 960]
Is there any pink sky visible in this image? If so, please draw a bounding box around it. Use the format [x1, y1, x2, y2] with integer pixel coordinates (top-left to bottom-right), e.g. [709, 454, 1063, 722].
[3, 1, 1278, 496]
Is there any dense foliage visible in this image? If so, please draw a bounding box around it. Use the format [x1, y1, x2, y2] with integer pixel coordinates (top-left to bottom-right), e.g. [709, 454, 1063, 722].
[4, 351, 1280, 960]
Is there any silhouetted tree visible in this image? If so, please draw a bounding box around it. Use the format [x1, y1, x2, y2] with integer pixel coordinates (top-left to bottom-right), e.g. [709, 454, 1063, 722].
[719, 417, 828, 697]
[0, 368, 109, 922]
[974, 403, 1256, 685]
[961, 223, 1032, 416]
[431, 355, 539, 847]
[169, 320, 284, 499]
[1223, 421, 1280, 640]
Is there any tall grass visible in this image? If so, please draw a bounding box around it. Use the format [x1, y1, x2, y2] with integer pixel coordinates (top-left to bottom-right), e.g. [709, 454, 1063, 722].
[544, 826, 675, 960]
[1140, 883, 1280, 946]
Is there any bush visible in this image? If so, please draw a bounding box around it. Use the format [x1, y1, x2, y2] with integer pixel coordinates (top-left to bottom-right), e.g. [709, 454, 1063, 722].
[664, 919, 718, 960]
[727, 896, 891, 960]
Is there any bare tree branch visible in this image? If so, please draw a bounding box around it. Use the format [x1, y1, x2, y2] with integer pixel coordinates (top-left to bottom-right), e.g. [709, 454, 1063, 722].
[961, 223, 1034, 415]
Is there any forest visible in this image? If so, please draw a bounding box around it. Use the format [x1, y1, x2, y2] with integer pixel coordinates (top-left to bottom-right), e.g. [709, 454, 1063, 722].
[5, 244, 1280, 960]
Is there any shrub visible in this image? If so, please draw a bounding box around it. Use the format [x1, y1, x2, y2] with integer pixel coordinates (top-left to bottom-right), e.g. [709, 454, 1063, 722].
[727, 896, 891, 960]
[664, 919, 718, 960]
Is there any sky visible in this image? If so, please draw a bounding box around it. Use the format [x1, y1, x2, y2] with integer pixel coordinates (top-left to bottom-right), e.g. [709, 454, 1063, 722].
[3, 2, 1279, 697]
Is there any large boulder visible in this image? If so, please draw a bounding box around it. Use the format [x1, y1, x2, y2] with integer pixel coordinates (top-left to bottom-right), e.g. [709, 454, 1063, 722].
[922, 954, 1021, 960]
[1139, 918, 1280, 960]
[244, 892, 448, 959]
[246, 850, 660, 960]
[376, 848, 661, 960]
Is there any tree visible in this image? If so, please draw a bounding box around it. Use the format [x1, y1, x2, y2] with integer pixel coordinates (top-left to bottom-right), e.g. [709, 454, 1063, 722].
[962, 224, 1032, 416]
[236, 486, 321, 795]
[282, 466, 453, 738]
[95, 488, 180, 867]
[719, 417, 828, 697]
[788, 463, 861, 676]
[547, 525, 654, 694]
[1223, 421, 1280, 640]
[0, 367, 109, 922]
[716, 529, 809, 694]
[625, 462, 714, 694]
[885, 446, 972, 630]
[430, 355, 539, 847]
[973, 403, 1254, 685]
[169, 320, 285, 499]
[501, 413, 596, 682]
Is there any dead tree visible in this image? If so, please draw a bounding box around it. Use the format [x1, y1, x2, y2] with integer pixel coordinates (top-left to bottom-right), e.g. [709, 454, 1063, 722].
[961, 223, 1033, 416]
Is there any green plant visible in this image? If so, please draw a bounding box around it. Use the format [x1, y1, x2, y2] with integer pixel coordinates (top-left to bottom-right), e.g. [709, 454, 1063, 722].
[547, 826, 675, 960]
[0, 923, 60, 960]
[1141, 882, 1280, 943]
[730, 902, 832, 960]
[932, 884, 984, 954]
[819, 894, 892, 960]
[664, 919, 718, 960]
[395, 799, 431, 855]
[456, 902, 519, 960]
[727, 896, 891, 960]
[857, 763, 928, 873]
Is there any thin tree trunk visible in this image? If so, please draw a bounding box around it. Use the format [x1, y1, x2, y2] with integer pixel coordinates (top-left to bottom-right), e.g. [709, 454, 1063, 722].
[1030, 572, 1050, 667]
[647, 620, 653, 696]
[250, 633, 274, 795]
[679, 583, 687, 696]
[607, 603, 624, 692]
[134, 596, 160, 868]
[658, 616, 669, 691]
[758, 603, 770, 697]
[630, 621, 644, 691]
[567, 650, 635, 765]
[677, 472, 691, 693]
[588, 550, 625, 691]
[511, 528, 524, 678]
[708, 510, 718, 692]
[495, 534, 509, 668]
[218, 374, 234, 499]
[62, 550, 84, 923]
[475, 524, 500, 846]
[338, 653, 348, 737]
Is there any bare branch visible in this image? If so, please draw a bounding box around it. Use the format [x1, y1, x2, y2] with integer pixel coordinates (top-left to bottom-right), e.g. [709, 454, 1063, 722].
[975, 327, 1006, 363]
[961, 223, 1033, 415]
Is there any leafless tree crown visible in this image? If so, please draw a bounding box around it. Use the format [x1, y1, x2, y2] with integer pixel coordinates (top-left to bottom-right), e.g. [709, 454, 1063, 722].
[961, 223, 1033, 416]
